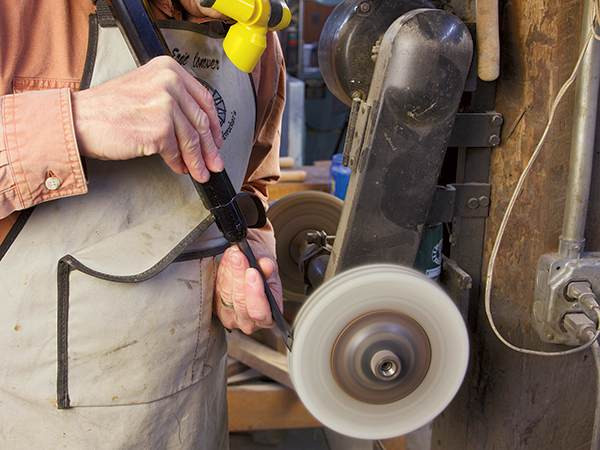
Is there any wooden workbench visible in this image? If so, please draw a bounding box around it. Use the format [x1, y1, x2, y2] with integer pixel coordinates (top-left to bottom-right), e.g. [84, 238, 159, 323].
[268, 164, 331, 201]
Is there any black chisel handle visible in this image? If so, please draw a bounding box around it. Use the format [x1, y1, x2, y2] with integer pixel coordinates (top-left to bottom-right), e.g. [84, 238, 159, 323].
[191, 171, 248, 243]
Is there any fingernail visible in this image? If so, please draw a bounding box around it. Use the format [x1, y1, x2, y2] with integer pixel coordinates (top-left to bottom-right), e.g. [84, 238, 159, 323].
[200, 167, 210, 183]
[231, 252, 243, 269]
[214, 153, 225, 171]
[246, 268, 258, 284]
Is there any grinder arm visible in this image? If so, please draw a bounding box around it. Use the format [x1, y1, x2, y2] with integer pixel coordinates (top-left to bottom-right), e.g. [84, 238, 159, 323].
[320, 6, 473, 279]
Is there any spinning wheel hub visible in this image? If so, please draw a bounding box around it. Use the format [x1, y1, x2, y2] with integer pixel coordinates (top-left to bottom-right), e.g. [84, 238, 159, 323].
[331, 310, 431, 404]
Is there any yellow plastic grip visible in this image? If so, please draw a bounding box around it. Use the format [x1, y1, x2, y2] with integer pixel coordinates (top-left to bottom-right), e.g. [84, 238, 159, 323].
[210, 0, 291, 73]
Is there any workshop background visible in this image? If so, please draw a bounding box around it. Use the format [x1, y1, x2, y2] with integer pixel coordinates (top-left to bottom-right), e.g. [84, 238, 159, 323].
[225, 0, 600, 448]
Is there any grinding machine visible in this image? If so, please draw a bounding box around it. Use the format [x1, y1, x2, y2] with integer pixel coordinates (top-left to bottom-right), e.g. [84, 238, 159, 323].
[269, 0, 475, 439]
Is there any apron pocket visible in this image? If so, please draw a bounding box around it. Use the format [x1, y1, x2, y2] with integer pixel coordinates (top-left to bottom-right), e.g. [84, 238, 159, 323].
[55, 202, 228, 408]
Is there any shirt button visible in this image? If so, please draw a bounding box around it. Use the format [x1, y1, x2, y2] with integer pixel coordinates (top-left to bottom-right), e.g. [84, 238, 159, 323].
[45, 176, 61, 191]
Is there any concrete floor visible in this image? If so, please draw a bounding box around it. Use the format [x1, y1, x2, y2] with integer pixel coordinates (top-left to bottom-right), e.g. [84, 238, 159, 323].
[229, 423, 432, 450]
[229, 428, 372, 450]
[230, 429, 329, 450]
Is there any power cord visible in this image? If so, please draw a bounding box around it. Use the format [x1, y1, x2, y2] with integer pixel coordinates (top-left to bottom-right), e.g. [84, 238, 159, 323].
[485, 2, 600, 356]
[591, 341, 600, 449]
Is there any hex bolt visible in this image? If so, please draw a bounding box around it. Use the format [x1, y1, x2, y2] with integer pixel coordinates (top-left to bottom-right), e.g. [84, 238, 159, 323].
[359, 1, 371, 13]
[479, 196, 490, 207]
[467, 197, 480, 209]
[489, 134, 501, 146]
[491, 115, 503, 127]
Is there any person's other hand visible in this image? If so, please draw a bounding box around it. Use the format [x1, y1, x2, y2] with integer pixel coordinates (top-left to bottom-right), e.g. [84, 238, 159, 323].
[71, 56, 224, 183]
[214, 243, 283, 335]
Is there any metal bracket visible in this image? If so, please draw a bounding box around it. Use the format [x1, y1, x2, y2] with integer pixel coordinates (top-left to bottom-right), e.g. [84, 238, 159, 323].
[427, 185, 456, 224]
[441, 256, 472, 321]
[448, 112, 503, 148]
[342, 97, 371, 169]
[450, 183, 492, 218]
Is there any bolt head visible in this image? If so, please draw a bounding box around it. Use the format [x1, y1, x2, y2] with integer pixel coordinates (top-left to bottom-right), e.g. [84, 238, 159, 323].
[491, 115, 503, 127]
[359, 1, 371, 13]
[467, 197, 479, 209]
[489, 134, 501, 146]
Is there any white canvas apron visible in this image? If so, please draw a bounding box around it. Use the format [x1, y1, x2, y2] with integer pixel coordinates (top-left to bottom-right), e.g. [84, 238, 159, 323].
[0, 6, 256, 449]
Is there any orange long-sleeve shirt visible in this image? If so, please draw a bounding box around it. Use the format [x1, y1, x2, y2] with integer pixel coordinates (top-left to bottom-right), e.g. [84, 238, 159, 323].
[0, 1, 284, 250]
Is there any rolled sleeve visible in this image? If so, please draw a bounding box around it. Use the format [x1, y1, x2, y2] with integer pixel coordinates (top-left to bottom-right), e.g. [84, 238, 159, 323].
[0, 88, 87, 218]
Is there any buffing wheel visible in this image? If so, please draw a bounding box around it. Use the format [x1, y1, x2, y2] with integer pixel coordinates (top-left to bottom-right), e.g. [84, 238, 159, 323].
[288, 264, 469, 439]
[267, 191, 343, 303]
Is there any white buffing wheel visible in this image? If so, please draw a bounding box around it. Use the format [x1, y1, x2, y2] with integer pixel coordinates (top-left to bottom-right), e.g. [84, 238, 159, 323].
[288, 264, 469, 440]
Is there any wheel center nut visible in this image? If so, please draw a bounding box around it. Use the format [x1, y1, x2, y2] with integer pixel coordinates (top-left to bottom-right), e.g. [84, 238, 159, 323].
[370, 350, 401, 380]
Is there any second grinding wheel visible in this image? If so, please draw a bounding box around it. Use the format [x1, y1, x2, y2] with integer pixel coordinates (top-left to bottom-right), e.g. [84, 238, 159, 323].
[267, 191, 343, 303]
[288, 264, 469, 439]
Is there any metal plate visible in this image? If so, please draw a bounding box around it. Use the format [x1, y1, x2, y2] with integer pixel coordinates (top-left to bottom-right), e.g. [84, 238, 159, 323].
[288, 264, 469, 439]
[267, 191, 343, 302]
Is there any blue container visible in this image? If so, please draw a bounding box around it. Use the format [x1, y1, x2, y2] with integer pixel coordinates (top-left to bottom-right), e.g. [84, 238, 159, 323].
[329, 153, 352, 200]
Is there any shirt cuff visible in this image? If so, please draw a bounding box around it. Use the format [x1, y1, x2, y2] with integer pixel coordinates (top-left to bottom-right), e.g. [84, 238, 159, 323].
[0, 88, 87, 218]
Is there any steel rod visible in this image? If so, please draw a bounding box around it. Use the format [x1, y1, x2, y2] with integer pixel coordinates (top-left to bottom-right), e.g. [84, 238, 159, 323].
[559, 0, 600, 258]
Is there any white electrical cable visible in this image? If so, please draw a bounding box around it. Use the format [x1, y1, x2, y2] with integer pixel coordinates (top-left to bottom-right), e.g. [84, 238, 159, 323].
[484, 21, 600, 356]
[590, 339, 600, 450]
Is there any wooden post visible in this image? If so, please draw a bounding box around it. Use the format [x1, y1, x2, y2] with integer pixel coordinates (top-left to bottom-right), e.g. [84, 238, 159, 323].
[433, 0, 600, 448]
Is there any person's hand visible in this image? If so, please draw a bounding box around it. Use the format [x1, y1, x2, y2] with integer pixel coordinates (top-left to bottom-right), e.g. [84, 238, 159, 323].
[71, 56, 224, 183]
[214, 243, 283, 335]
[178, 0, 230, 20]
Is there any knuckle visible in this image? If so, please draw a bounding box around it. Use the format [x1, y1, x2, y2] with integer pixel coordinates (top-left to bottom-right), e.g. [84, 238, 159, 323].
[201, 88, 214, 106]
[154, 123, 174, 147]
[240, 323, 255, 335]
[221, 318, 235, 329]
[181, 128, 201, 152]
[193, 110, 210, 134]
[219, 284, 233, 300]
[160, 91, 178, 110]
[162, 65, 182, 85]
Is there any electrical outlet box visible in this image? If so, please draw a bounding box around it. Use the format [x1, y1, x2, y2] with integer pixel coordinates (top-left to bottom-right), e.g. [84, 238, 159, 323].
[532, 252, 600, 345]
